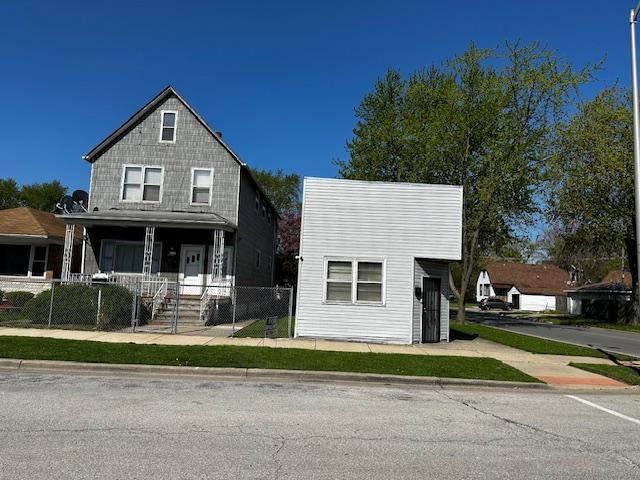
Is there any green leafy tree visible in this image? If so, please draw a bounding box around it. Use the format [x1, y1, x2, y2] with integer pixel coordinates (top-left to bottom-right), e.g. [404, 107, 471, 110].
[548, 88, 637, 323]
[0, 178, 67, 212]
[0, 178, 21, 209]
[337, 42, 594, 321]
[19, 180, 67, 212]
[251, 168, 301, 215]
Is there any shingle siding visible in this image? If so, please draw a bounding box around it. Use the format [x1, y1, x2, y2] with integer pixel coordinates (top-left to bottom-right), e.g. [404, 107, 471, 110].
[88, 95, 240, 224]
[235, 171, 277, 286]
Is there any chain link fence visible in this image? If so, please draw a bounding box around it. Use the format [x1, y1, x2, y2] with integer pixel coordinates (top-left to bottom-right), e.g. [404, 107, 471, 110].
[0, 277, 294, 338]
[0, 278, 140, 331]
[200, 285, 293, 338]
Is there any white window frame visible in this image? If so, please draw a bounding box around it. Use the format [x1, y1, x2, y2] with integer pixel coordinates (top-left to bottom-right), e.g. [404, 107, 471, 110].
[120, 164, 164, 203]
[189, 167, 214, 206]
[159, 110, 178, 143]
[98, 239, 163, 274]
[322, 257, 386, 306]
[27, 245, 49, 278]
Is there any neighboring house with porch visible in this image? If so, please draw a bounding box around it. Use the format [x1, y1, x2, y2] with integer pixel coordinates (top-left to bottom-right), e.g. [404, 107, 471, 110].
[58, 86, 278, 299]
[476, 262, 573, 312]
[295, 178, 463, 344]
[565, 270, 632, 320]
[0, 207, 80, 294]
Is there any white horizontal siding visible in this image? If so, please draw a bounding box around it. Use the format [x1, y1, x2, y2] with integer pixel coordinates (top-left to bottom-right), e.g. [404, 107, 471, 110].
[295, 177, 462, 344]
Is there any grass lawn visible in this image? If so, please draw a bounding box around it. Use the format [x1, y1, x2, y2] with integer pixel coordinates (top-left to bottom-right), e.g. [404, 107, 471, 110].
[450, 322, 629, 359]
[542, 316, 640, 334]
[570, 363, 640, 386]
[0, 335, 539, 383]
[234, 316, 294, 338]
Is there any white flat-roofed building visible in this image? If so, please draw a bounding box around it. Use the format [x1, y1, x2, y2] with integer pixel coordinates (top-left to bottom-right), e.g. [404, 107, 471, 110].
[295, 177, 463, 344]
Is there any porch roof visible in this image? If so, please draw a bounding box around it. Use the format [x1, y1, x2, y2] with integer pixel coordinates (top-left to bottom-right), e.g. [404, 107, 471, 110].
[57, 209, 235, 230]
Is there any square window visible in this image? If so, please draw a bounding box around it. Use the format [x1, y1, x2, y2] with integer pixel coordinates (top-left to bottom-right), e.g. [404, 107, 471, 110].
[122, 166, 162, 202]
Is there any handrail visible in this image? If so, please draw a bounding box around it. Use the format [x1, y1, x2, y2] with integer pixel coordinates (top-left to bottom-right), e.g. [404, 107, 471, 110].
[150, 278, 168, 320]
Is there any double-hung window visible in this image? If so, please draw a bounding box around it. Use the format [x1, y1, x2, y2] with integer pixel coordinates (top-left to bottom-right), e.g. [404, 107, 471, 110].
[325, 259, 384, 304]
[122, 166, 163, 202]
[325, 261, 353, 302]
[160, 111, 177, 142]
[191, 168, 213, 205]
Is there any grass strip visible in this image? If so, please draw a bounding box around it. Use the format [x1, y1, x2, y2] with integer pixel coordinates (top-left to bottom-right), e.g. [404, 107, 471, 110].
[451, 323, 615, 359]
[0, 335, 539, 383]
[570, 363, 640, 386]
[234, 316, 293, 338]
[543, 317, 640, 333]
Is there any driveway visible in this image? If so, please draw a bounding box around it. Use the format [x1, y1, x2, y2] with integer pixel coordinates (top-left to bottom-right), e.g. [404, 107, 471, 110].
[0, 371, 639, 479]
[465, 310, 640, 358]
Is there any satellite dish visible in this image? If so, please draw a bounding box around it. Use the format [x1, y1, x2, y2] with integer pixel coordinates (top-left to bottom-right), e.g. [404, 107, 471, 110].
[71, 190, 89, 212]
[60, 195, 74, 214]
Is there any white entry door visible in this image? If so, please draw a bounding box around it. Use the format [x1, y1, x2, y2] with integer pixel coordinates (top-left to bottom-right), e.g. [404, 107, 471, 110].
[180, 245, 205, 295]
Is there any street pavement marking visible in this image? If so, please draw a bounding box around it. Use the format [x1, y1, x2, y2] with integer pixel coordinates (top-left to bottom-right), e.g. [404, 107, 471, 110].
[566, 395, 640, 426]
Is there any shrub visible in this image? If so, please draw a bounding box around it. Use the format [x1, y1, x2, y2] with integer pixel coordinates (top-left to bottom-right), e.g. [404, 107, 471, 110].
[4, 291, 35, 308]
[23, 284, 135, 330]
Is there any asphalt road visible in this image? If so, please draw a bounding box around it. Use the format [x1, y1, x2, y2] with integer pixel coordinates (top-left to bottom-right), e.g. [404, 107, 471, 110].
[466, 310, 640, 357]
[0, 371, 638, 479]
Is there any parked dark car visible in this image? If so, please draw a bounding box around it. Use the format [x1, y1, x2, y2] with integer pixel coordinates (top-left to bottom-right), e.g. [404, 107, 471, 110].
[479, 297, 513, 311]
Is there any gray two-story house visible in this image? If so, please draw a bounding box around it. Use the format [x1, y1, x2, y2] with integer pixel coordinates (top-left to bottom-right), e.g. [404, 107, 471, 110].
[59, 86, 278, 295]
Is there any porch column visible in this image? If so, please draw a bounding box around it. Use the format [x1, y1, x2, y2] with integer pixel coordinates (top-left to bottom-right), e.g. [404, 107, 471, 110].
[61, 224, 74, 281]
[142, 226, 155, 286]
[212, 229, 225, 285]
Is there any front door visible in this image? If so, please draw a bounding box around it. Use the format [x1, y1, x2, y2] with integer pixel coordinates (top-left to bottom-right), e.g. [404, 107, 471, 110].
[511, 294, 520, 310]
[180, 245, 205, 295]
[421, 277, 441, 343]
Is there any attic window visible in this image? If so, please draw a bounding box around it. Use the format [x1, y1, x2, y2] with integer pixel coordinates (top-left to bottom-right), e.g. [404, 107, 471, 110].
[160, 111, 177, 143]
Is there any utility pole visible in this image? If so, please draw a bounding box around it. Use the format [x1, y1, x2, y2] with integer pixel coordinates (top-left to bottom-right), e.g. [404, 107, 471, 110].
[629, 3, 640, 318]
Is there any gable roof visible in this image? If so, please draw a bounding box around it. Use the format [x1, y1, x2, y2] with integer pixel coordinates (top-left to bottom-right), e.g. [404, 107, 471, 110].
[483, 262, 570, 296]
[82, 85, 280, 217]
[0, 207, 66, 239]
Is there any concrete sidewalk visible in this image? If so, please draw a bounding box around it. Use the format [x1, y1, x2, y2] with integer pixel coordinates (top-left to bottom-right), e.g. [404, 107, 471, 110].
[0, 327, 630, 388]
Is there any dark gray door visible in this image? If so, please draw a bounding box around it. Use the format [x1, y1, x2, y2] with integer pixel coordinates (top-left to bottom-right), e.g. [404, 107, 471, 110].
[512, 294, 520, 310]
[421, 277, 441, 343]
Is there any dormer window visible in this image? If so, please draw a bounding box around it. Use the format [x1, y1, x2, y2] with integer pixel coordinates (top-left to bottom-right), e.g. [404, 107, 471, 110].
[160, 111, 177, 143]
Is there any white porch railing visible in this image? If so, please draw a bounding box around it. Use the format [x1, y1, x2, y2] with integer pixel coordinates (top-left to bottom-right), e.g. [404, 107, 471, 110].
[67, 272, 167, 295]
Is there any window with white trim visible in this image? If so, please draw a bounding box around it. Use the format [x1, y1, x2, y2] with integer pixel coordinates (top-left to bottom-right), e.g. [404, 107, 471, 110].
[325, 261, 353, 302]
[160, 111, 177, 142]
[356, 262, 383, 302]
[325, 259, 384, 304]
[122, 166, 162, 202]
[191, 168, 213, 205]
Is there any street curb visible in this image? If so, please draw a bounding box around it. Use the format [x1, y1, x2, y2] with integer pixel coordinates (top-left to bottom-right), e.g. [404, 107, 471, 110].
[0, 358, 549, 390]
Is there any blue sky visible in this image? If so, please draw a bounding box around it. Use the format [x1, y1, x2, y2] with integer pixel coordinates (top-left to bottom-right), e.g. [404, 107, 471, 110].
[0, 0, 632, 192]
